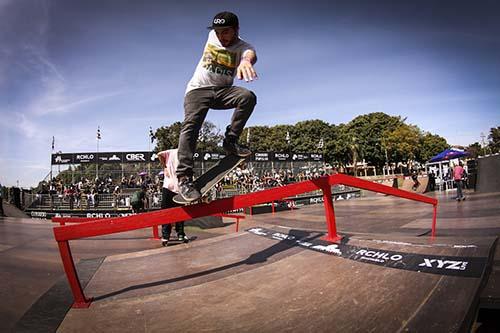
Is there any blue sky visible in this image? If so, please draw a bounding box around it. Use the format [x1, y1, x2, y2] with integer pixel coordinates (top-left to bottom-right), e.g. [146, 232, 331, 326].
[1, 0, 499, 187]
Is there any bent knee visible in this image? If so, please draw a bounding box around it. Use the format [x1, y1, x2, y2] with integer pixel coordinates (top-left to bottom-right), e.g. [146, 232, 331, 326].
[240, 89, 257, 106]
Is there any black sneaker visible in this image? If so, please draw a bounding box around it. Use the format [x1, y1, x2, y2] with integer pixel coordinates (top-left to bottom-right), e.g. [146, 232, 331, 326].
[177, 234, 189, 243]
[223, 138, 251, 157]
[178, 177, 201, 202]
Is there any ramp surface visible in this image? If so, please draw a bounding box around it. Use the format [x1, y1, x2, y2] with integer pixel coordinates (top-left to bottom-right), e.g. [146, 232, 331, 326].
[56, 227, 494, 333]
[401, 176, 429, 193]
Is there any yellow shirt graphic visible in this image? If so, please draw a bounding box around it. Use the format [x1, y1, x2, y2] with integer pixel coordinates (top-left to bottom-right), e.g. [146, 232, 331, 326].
[185, 30, 256, 94]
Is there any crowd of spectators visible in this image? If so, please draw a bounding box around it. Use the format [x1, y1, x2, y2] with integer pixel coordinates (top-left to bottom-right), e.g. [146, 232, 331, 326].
[35, 173, 164, 210]
[219, 164, 335, 194]
[31, 164, 331, 210]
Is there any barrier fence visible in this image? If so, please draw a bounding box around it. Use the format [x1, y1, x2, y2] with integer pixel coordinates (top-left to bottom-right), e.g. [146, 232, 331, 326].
[52, 174, 438, 308]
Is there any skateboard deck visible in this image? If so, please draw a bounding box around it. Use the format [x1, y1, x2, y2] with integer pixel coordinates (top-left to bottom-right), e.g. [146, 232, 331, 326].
[173, 154, 246, 205]
[161, 236, 197, 246]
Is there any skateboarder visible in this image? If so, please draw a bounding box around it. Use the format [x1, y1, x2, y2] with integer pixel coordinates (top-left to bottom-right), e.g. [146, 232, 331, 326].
[176, 11, 258, 202]
[158, 149, 189, 244]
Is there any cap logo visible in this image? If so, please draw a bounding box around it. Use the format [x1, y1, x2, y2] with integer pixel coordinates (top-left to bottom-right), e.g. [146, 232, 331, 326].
[214, 18, 225, 24]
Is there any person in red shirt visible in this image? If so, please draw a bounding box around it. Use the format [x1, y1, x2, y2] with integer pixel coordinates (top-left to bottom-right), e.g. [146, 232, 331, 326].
[453, 162, 466, 201]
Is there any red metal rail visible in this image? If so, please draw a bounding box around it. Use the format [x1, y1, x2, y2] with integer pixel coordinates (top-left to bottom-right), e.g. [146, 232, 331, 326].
[52, 174, 437, 308]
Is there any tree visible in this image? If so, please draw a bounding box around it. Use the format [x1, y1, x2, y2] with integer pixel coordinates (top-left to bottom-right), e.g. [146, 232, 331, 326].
[466, 142, 485, 158]
[154, 122, 182, 151]
[346, 112, 405, 170]
[418, 133, 449, 162]
[154, 121, 223, 152]
[488, 126, 500, 153]
[292, 120, 331, 152]
[383, 124, 421, 166]
[244, 126, 272, 151]
[197, 121, 224, 152]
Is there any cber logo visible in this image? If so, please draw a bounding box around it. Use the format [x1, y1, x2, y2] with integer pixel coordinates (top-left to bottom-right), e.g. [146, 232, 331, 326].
[126, 153, 145, 161]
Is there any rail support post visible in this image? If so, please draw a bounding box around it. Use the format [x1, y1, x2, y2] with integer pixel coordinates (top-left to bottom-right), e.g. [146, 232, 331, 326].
[150, 225, 160, 240]
[57, 240, 92, 308]
[431, 204, 438, 238]
[320, 181, 343, 243]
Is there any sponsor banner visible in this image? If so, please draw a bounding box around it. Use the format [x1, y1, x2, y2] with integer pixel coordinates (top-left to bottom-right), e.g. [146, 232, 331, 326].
[97, 152, 123, 163]
[29, 210, 134, 219]
[193, 152, 202, 161]
[246, 227, 487, 278]
[51, 151, 324, 165]
[253, 152, 270, 161]
[291, 153, 309, 161]
[123, 151, 151, 163]
[51, 153, 74, 165]
[202, 152, 226, 161]
[309, 153, 323, 161]
[74, 152, 97, 164]
[273, 152, 290, 161]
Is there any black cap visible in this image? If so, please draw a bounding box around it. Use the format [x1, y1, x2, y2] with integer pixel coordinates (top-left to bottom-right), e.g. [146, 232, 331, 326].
[207, 11, 239, 30]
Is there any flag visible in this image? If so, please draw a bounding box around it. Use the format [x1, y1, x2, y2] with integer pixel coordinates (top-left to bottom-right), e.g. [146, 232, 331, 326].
[149, 127, 156, 143]
[51, 136, 55, 151]
[318, 138, 324, 149]
[97, 126, 101, 140]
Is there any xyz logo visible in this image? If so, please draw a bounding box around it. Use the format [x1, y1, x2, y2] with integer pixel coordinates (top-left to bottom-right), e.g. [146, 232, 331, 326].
[418, 258, 468, 271]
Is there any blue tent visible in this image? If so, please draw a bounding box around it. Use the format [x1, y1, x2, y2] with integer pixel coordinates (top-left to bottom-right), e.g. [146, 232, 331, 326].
[429, 148, 469, 163]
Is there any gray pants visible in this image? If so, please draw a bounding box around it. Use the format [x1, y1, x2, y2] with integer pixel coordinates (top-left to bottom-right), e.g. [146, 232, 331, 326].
[455, 180, 463, 199]
[177, 86, 256, 178]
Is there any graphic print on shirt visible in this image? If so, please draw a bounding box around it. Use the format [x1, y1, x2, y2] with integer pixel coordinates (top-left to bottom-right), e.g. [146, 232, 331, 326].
[202, 43, 237, 77]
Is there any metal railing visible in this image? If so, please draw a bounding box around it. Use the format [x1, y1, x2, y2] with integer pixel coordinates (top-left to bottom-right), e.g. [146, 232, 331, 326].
[51, 173, 438, 308]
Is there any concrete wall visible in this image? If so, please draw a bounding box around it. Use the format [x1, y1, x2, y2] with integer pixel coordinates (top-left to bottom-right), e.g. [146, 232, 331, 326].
[476, 154, 500, 193]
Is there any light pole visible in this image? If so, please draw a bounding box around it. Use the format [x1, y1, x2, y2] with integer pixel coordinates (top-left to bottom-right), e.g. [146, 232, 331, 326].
[96, 126, 101, 180]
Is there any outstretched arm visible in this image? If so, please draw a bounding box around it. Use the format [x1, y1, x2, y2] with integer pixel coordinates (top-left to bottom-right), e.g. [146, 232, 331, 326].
[237, 50, 258, 82]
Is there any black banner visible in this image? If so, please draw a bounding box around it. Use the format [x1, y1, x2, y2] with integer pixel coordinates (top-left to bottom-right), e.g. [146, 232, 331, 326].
[201, 152, 226, 161]
[273, 152, 291, 161]
[291, 153, 309, 161]
[97, 152, 123, 163]
[51, 153, 74, 165]
[122, 151, 151, 163]
[253, 152, 271, 161]
[74, 152, 97, 164]
[51, 151, 324, 165]
[247, 227, 487, 278]
[310, 153, 323, 161]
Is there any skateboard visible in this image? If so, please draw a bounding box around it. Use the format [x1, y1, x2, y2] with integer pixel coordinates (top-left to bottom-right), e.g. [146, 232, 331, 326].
[173, 154, 247, 205]
[161, 236, 197, 246]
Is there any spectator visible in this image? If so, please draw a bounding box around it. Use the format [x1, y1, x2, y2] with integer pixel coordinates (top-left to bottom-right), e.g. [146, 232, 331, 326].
[428, 171, 436, 192]
[131, 185, 147, 213]
[453, 162, 466, 201]
[158, 149, 189, 244]
[411, 169, 420, 191]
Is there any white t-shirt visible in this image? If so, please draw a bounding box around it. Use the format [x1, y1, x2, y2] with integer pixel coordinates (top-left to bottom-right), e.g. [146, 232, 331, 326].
[185, 30, 256, 94]
[159, 149, 180, 193]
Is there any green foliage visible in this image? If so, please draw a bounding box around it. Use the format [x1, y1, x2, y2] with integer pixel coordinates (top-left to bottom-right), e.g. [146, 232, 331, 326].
[418, 133, 449, 162]
[466, 142, 485, 158]
[152, 112, 452, 171]
[383, 124, 421, 163]
[488, 126, 500, 153]
[154, 121, 223, 153]
[154, 121, 182, 151]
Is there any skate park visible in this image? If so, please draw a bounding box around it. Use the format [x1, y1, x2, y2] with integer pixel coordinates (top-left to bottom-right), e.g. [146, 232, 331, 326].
[2, 157, 500, 332]
[3, 1, 500, 332]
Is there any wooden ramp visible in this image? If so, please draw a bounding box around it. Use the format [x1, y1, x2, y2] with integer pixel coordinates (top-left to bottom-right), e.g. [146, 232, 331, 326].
[24, 226, 495, 333]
